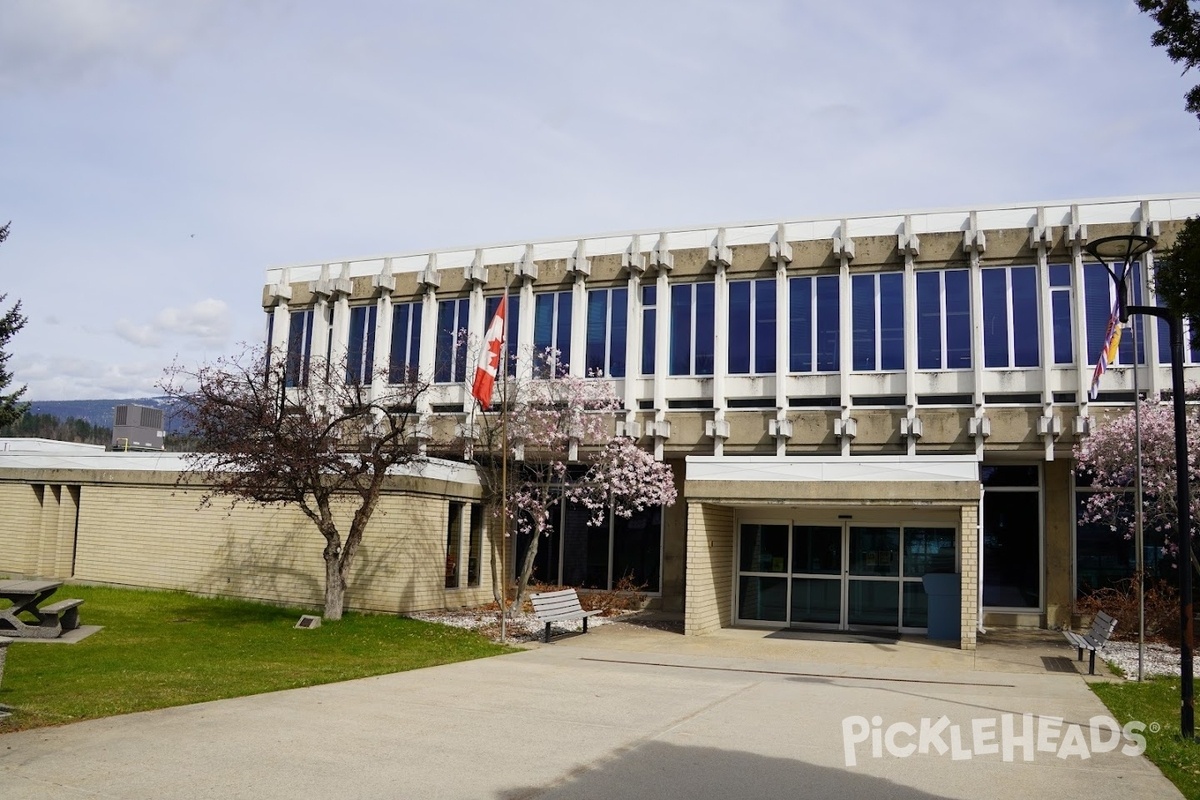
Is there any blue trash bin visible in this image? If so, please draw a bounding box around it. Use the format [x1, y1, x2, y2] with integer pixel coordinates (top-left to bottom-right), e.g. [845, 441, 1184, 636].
[922, 573, 961, 642]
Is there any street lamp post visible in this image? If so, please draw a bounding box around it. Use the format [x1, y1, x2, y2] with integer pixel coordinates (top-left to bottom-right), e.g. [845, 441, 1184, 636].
[1085, 233, 1194, 738]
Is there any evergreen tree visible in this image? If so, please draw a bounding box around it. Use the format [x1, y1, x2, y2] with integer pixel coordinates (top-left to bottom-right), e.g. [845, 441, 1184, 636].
[1138, 0, 1200, 125]
[0, 222, 30, 428]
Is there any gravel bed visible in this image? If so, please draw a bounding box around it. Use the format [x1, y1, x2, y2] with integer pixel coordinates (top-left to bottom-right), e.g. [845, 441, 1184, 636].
[1103, 640, 1198, 679]
[406, 608, 620, 644]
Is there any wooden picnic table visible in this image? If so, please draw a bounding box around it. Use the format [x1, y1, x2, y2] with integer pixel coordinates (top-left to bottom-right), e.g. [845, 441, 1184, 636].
[0, 579, 83, 639]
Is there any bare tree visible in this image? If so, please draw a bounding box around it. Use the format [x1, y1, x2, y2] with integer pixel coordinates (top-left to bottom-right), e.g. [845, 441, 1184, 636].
[162, 345, 431, 620]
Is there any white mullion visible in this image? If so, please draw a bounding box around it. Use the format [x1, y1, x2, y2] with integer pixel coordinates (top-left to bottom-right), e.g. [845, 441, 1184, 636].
[939, 272, 949, 370]
[874, 275, 883, 371]
[1005, 269, 1017, 369]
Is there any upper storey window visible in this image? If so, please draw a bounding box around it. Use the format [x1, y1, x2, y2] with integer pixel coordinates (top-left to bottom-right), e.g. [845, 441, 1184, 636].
[641, 286, 656, 375]
[434, 297, 470, 383]
[1084, 262, 1146, 366]
[285, 308, 314, 387]
[728, 279, 776, 375]
[916, 269, 970, 370]
[345, 305, 377, 385]
[533, 291, 572, 377]
[1049, 264, 1074, 365]
[485, 294, 520, 377]
[982, 266, 1039, 368]
[388, 301, 422, 383]
[586, 287, 627, 378]
[669, 281, 715, 376]
[851, 272, 904, 371]
[789, 275, 839, 373]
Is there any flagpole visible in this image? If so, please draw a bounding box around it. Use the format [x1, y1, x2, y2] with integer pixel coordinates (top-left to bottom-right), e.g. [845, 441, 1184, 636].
[499, 267, 511, 644]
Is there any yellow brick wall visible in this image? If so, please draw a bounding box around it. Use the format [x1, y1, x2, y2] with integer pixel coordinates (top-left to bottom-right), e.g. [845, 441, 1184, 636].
[959, 503, 979, 651]
[0, 482, 42, 575]
[684, 502, 735, 635]
[0, 467, 488, 616]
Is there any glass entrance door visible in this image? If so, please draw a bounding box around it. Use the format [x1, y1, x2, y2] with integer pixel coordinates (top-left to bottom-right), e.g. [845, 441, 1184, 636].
[790, 525, 842, 626]
[736, 519, 957, 631]
[847, 526, 901, 627]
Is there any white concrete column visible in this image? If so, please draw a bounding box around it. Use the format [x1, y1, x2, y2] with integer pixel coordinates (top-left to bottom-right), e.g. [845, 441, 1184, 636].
[836, 221, 855, 458]
[515, 244, 538, 387]
[622, 244, 645, 437]
[567, 239, 591, 379]
[417, 255, 441, 412]
[708, 229, 730, 457]
[901, 216, 921, 457]
[771, 223, 792, 457]
[371, 258, 396, 396]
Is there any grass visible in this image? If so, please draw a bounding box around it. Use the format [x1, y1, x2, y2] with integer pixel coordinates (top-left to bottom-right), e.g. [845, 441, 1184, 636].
[1091, 677, 1200, 799]
[0, 584, 513, 732]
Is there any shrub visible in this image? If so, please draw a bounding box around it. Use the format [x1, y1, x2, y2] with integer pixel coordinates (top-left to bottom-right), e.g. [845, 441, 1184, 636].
[1074, 575, 1181, 645]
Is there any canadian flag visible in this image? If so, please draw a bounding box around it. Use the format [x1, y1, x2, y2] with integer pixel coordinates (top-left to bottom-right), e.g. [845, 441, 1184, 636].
[471, 297, 506, 409]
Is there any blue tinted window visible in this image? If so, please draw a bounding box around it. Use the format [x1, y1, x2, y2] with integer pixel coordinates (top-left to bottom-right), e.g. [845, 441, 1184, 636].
[1116, 266, 1145, 365]
[434, 298, 470, 383]
[694, 282, 715, 375]
[285, 308, 313, 387]
[610, 288, 627, 377]
[1011, 267, 1039, 367]
[755, 280, 776, 373]
[916, 272, 940, 370]
[585, 288, 627, 378]
[815, 276, 839, 372]
[532, 292, 571, 377]
[728, 281, 751, 374]
[788, 277, 813, 372]
[642, 285, 656, 375]
[851, 274, 875, 370]
[585, 290, 607, 374]
[731, 279, 777, 375]
[346, 304, 377, 385]
[981, 269, 1009, 368]
[389, 302, 422, 383]
[670, 284, 692, 375]
[1051, 291, 1073, 365]
[1049, 264, 1071, 287]
[879, 273, 904, 370]
[485, 294, 520, 376]
[1084, 264, 1114, 366]
[945, 270, 971, 368]
[668, 282, 715, 375]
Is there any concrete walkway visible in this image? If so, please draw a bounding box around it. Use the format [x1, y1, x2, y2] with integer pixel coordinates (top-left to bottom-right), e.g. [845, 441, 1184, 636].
[0, 621, 1182, 799]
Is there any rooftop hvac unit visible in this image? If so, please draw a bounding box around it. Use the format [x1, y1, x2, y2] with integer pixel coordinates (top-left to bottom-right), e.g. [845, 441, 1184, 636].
[112, 404, 166, 452]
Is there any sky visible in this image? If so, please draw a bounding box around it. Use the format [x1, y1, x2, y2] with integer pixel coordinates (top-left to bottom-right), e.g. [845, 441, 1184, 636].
[1, 0, 1198, 400]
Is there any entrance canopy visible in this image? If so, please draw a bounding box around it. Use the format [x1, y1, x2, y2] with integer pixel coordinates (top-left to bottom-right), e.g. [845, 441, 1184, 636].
[684, 456, 981, 506]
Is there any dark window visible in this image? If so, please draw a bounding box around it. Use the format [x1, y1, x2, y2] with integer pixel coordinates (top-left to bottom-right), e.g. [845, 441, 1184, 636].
[642, 285, 656, 375]
[285, 308, 314, 387]
[669, 282, 715, 375]
[388, 301, 423, 384]
[485, 294, 520, 376]
[345, 304, 377, 385]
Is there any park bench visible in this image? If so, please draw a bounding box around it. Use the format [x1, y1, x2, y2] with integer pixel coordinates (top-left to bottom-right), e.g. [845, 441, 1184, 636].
[1063, 611, 1117, 675]
[530, 589, 602, 643]
[37, 598, 84, 634]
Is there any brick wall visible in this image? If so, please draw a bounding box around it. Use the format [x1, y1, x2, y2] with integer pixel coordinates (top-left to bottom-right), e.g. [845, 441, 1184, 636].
[684, 502, 735, 635]
[959, 502, 979, 651]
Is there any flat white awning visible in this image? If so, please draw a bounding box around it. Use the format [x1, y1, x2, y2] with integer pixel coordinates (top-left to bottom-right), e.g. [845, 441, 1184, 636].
[686, 455, 980, 484]
[683, 455, 981, 505]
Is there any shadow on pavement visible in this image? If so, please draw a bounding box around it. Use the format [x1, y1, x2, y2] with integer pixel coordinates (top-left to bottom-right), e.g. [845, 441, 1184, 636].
[496, 739, 950, 800]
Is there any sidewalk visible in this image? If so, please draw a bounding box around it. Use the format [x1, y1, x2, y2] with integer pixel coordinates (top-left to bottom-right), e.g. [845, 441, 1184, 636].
[0, 620, 1180, 800]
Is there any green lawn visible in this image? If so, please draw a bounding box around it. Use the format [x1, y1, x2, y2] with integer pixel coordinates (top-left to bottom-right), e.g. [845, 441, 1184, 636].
[0, 584, 512, 732]
[1091, 677, 1200, 799]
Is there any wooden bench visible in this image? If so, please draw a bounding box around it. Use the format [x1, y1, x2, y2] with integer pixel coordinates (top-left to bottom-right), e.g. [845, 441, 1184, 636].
[530, 589, 602, 643]
[1063, 611, 1117, 675]
[37, 598, 84, 634]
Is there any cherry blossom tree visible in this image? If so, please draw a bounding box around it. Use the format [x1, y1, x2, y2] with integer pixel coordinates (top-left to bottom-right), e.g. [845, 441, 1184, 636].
[1074, 399, 1200, 566]
[462, 348, 676, 613]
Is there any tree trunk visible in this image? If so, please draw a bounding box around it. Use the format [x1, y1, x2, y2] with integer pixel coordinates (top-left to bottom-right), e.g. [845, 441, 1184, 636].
[511, 533, 540, 613]
[324, 555, 345, 620]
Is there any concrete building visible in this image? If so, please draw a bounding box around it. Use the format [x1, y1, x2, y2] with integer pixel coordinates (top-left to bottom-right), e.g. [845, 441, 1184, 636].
[262, 193, 1200, 648]
[4, 194, 1196, 647]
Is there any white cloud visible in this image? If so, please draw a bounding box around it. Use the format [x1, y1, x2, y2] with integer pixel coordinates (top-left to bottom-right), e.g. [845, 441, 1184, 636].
[114, 299, 232, 349]
[15, 353, 164, 400]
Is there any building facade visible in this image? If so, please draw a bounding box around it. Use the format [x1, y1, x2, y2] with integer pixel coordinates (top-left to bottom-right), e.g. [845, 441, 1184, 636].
[263, 194, 1200, 649]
